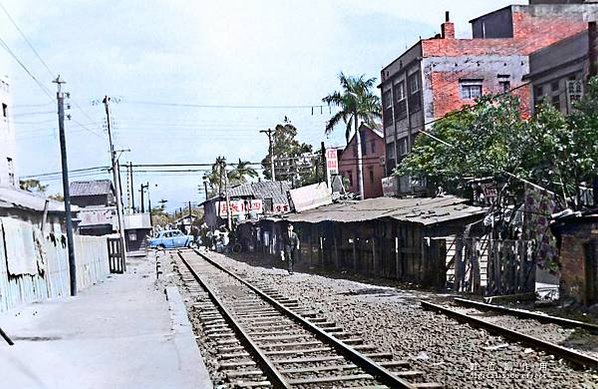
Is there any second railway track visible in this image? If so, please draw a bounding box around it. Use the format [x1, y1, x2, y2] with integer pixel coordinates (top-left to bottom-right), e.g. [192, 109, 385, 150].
[173, 249, 443, 389]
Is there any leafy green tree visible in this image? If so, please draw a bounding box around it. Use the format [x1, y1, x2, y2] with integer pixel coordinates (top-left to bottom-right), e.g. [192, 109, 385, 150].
[397, 80, 598, 210]
[20, 179, 48, 193]
[323, 72, 381, 198]
[229, 158, 258, 184]
[261, 121, 315, 185]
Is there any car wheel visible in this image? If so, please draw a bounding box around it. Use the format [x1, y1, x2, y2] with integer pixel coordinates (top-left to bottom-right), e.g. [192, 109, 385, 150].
[157, 244, 166, 250]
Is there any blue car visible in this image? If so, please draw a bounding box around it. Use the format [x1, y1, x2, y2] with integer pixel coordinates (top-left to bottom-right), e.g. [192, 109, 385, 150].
[148, 229, 195, 249]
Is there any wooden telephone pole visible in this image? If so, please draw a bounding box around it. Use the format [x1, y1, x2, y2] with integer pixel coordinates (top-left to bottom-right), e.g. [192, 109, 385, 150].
[53, 75, 77, 296]
[102, 96, 127, 270]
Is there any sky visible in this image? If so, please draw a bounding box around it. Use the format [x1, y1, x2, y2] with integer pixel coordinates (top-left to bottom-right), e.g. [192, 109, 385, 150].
[0, 0, 526, 211]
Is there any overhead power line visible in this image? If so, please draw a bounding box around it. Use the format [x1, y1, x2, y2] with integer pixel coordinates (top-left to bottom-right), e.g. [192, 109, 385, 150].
[124, 100, 330, 111]
[0, 2, 54, 77]
[0, 36, 53, 101]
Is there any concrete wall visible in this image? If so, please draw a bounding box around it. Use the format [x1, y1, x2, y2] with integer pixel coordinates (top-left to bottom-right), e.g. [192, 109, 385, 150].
[0, 217, 110, 313]
[527, 31, 588, 114]
[422, 55, 530, 119]
[0, 75, 18, 188]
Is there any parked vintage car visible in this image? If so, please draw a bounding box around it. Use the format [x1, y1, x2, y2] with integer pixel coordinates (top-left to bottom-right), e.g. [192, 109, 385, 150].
[148, 229, 195, 249]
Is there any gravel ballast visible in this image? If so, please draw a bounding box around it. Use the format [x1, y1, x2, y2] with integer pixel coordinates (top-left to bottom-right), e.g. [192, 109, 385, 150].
[204, 250, 598, 389]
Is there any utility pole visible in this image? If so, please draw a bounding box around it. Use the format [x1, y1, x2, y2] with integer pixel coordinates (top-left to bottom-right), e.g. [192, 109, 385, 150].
[140, 183, 146, 213]
[590, 21, 598, 206]
[145, 182, 153, 227]
[102, 96, 127, 269]
[260, 128, 275, 181]
[222, 160, 232, 231]
[125, 162, 131, 213]
[321, 141, 326, 184]
[53, 75, 77, 297]
[188, 201, 192, 219]
[129, 161, 135, 212]
[354, 113, 365, 199]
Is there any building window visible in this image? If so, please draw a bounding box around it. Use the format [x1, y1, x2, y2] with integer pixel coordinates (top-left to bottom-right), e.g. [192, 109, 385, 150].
[383, 90, 393, 127]
[370, 140, 376, 154]
[2, 103, 7, 118]
[407, 73, 421, 112]
[386, 142, 396, 159]
[498, 75, 510, 93]
[369, 168, 374, 185]
[398, 137, 409, 156]
[347, 170, 353, 187]
[394, 81, 407, 120]
[535, 85, 544, 98]
[7, 158, 14, 186]
[552, 95, 560, 110]
[551, 80, 560, 92]
[460, 79, 483, 99]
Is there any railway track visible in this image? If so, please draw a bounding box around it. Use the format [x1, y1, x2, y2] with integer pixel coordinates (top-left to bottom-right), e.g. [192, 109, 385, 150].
[421, 299, 598, 370]
[174, 249, 443, 389]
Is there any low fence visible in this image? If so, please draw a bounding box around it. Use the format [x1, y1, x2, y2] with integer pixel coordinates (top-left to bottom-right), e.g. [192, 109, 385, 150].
[0, 217, 110, 313]
[447, 237, 535, 296]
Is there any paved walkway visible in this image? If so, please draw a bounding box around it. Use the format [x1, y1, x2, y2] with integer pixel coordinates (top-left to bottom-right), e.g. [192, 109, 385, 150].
[0, 254, 211, 389]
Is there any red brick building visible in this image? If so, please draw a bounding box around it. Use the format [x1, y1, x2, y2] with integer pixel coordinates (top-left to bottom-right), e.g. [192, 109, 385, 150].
[338, 124, 385, 199]
[380, 2, 598, 195]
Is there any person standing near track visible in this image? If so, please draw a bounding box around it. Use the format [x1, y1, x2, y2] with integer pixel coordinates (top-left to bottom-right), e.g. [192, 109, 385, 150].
[281, 223, 300, 274]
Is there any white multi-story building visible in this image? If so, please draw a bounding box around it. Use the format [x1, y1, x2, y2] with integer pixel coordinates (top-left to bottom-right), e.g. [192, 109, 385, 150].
[0, 75, 18, 188]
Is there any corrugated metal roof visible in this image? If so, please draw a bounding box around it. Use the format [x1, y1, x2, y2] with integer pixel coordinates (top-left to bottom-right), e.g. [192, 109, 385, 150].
[285, 195, 486, 226]
[0, 186, 73, 213]
[227, 181, 291, 206]
[70, 180, 113, 197]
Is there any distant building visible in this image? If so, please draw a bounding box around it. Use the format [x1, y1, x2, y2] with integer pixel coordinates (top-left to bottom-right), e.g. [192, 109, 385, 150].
[0, 75, 18, 188]
[70, 179, 117, 235]
[525, 29, 588, 115]
[123, 213, 152, 255]
[380, 3, 598, 195]
[337, 123, 385, 199]
[201, 180, 292, 231]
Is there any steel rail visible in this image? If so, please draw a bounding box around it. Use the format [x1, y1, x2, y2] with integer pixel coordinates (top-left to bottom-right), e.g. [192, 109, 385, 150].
[192, 249, 418, 389]
[421, 300, 598, 370]
[177, 252, 292, 389]
[453, 297, 598, 334]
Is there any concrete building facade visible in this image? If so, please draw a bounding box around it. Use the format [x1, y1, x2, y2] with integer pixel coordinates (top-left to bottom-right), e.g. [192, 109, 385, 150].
[380, 3, 598, 195]
[338, 124, 385, 199]
[525, 30, 589, 114]
[0, 75, 18, 188]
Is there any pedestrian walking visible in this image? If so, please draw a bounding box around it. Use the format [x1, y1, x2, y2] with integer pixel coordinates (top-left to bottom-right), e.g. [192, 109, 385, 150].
[281, 223, 300, 274]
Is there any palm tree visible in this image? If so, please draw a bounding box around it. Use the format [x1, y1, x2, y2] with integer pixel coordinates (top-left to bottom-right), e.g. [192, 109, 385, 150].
[229, 158, 258, 184]
[211, 156, 227, 194]
[323, 72, 381, 199]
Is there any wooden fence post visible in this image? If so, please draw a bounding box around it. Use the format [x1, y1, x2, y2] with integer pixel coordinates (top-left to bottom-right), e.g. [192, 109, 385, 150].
[395, 236, 400, 280]
[454, 238, 464, 292]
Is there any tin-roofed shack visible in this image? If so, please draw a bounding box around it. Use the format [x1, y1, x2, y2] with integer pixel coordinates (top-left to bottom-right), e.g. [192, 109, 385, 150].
[245, 196, 486, 289]
[201, 181, 292, 231]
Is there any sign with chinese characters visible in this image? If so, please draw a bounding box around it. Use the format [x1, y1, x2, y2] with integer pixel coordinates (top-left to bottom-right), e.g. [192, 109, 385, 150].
[217, 199, 263, 217]
[326, 148, 338, 174]
[326, 148, 339, 187]
[273, 204, 290, 214]
[78, 207, 116, 227]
